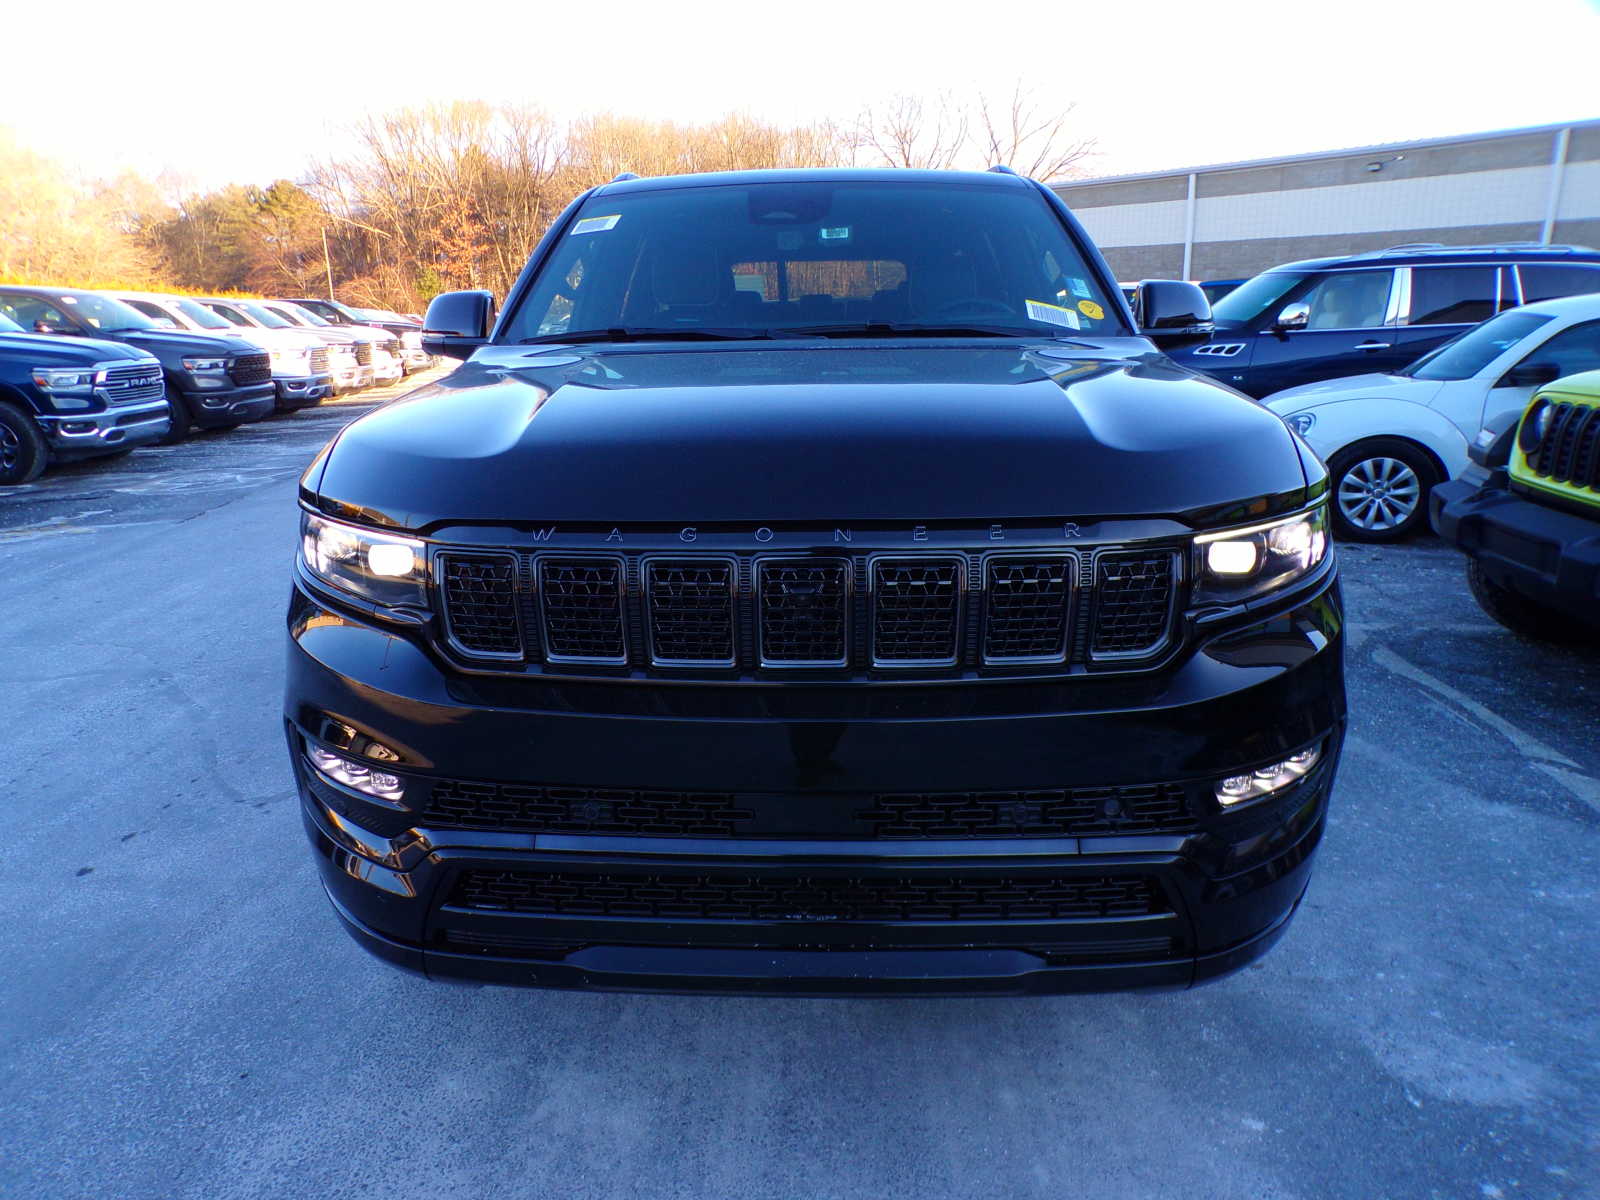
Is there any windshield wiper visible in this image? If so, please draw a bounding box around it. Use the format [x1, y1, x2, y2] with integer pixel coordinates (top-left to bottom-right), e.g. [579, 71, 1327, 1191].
[519, 327, 774, 345]
[772, 322, 1045, 339]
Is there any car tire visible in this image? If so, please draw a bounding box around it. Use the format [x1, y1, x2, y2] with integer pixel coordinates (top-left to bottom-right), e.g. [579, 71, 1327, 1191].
[1466, 561, 1599, 646]
[1327, 439, 1441, 543]
[161, 389, 193, 444]
[0, 401, 48, 485]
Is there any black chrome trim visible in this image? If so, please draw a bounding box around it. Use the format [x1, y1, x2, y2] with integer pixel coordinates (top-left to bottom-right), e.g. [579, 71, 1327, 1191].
[1087, 547, 1183, 663]
[640, 554, 740, 669]
[754, 554, 853, 669]
[867, 552, 966, 669]
[535, 553, 630, 666]
[433, 549, 526, 663]
[979, 550, 1078, 666]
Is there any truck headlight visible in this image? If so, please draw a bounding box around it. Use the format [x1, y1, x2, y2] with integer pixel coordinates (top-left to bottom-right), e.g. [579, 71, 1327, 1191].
[182, 356, 229, 373]
[300, 510, 428, 610]
[31, 367, 97, 392]
[271, 349, 310, 372]
[1194, 505, 1329, 603]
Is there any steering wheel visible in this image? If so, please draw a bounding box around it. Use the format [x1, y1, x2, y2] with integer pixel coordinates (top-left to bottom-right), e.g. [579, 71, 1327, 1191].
[928, 297, 1015, 320]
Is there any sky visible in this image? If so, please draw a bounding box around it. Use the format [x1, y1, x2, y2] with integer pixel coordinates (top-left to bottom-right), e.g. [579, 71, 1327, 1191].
[7, 0, 1599, 191]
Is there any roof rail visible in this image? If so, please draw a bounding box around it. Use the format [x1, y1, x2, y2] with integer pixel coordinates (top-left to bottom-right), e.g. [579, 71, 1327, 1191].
[1367, 241, 1598, 258]
[610, 172, 641, 182]
[987, 164, 1018, 175]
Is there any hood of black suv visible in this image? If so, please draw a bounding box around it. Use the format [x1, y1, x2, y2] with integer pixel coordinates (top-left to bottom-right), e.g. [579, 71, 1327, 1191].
[310, 340, 1309, 530]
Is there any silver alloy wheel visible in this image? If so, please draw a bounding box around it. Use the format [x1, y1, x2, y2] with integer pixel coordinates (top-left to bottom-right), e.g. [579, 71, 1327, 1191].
[1337, 455, 1421, 532]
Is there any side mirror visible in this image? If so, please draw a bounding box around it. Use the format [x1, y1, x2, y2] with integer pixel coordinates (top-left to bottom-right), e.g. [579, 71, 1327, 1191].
[1136, 280, 1214, 349]
[1498, 361, 1562, 389]
[421, 290, 496, 359]
[1274, 302, 1311, 331]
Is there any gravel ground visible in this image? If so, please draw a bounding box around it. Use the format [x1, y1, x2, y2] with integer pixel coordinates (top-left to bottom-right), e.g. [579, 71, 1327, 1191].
[1, 379, 1595, 1200]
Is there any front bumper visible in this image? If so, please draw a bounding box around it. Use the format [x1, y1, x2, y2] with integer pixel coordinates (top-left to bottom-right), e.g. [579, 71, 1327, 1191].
[273, 373, 333, 410]
[331, 364, 374, 394]
[37, 398, 170, 458]
[183, 381, 276, 427]
[402, 348, 433, 372]
[1431, 478, 1600, 626]
[286, 574, 1345, 994]
[371, 355, 404, 384]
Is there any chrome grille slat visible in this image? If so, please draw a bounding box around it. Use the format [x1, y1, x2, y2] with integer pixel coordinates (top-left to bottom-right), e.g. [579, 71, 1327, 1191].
[539, 557, 627, 664]
[870, 557, 962, 666]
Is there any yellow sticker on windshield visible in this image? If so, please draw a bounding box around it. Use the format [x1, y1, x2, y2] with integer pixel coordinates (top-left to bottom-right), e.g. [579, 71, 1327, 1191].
[1077, 300, 1104, 321]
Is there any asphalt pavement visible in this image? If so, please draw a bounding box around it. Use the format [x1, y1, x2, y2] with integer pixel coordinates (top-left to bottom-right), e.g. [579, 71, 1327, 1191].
[1, 379, 1596, 1200]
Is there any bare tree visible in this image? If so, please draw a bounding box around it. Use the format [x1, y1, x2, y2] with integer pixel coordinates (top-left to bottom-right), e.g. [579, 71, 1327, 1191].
[851, 93, 969, 170]
[975, 84, 1095, 181]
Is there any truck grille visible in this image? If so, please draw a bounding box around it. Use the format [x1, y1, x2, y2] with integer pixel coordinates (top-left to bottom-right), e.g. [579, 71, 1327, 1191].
[1091, 552, 1178, 657]
[439, 554, 522, 657]
[309, 347, 329, 374]
[645, 559, 736, 665]
[228, 353, 271, 386]
[420, 777, 1198, 839]
[448, 868, 1165, 922]
[434, 542, 1182, 674]
[539, 558, 627, 662]
[354, 342, 373, 366]
[97, 363, 164, 406]
[871, 557, 962, 664]
[1527, 401, 1600, 490]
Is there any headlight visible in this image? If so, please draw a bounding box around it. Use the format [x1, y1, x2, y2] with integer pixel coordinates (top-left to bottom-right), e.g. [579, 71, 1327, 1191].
[401, 331, 423, 349]
[1517, 400, 1552, 454]
[182, 356, 229, 373]
[300, 510, 428, 610]
[1285, 412, 1315, 436]
[1194, 505, 1329, 604]
[270, 349, 311, 371]
[31, 367, 97, 392]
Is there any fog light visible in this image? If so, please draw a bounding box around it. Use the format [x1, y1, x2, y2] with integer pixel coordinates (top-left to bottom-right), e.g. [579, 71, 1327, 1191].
[308, 745, 404, 802]
[1215, 745, 1321, 807]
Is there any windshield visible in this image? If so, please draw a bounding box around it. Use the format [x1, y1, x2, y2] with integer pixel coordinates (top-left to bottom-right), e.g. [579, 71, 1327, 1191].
[277, 303, 331, 327]
[170, 297, 233, 330]
[501, 179, 1127, 343]
[1210, 272, 1314, 327]
[1399, 310, 1554, 380]
[59, 292, 157, 332]
[236, 301, 293, 329]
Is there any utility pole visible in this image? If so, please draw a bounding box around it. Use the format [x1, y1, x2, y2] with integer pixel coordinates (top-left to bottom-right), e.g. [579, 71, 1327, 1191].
[321, 227, 335, 300]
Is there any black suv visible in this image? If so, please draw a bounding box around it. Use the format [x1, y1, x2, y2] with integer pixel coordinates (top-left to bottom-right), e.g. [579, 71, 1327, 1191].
[0, 311, 168, 484]
[287, 168, 1345, 995]
[1171, 244, 1600, 398]
[0, 287, 276, 440]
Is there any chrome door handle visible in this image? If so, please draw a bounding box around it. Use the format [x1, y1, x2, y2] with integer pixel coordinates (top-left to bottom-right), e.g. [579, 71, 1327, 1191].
[1356, 341, 1391, 350]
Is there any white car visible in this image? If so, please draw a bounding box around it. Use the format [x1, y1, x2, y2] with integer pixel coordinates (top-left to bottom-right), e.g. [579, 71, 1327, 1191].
[1264, 293, 1600, 541]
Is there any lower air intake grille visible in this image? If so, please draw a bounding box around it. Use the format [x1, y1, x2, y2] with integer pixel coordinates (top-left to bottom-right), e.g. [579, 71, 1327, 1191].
[426, 781, 750, 835]
[448, 869, 1165, 922]
[871, 557, 962, 664]
[645, 559, 736, 664]
[1091, 552, 1176, 657]
[984, 555, 1074, 662]
[758, 559, 849, 665]
[540, 558, 627, 662]
[862, 784, 1194, 838]
[440, 554, 522, 657]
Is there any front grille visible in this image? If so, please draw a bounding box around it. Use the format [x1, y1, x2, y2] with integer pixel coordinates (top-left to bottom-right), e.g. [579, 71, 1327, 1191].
[383, 338, 402, 356]
[861, 784, 1194, 838]
[228, 353, 271, 386]
[984, 555, 1074, 662]
[1091, 552, 1177, 657]
[539, 558, 627, 662]
[427, 781, 750, 835]
[645, 559, 736, 665]
[758, 559, 850, 665]
[440, 554, 522, 658]
[97, 364, 164, 406]
[871, 557, 962, 665]
[308, 347, 329, 374]
[354, 342, 373, 366]
[448, 868, 1165, 922]
[1529, 402, 1600, 490]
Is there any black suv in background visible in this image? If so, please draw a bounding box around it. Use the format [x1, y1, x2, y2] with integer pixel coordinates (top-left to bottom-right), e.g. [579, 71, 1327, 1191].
[0, 311, 167, 484]
[1172, 244, 1600, 397]
[0, 287, 275, 440]
[287, 168, 1345, 995]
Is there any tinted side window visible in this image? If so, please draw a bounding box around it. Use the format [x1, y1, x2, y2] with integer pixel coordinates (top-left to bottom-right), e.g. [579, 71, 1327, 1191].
[0, 295, 72, 331]
[1519, 264, 1600, 303]
[1522, 320, 1600, 378]
[1300, 270, 1394, 329]
[1409, 266, 1496, 325]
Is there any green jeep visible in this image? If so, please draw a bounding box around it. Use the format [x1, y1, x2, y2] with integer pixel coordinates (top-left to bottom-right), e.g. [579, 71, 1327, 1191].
[1431, 369, 1600, 642]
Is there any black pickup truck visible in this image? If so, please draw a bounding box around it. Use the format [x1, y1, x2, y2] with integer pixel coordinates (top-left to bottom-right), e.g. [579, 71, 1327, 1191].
[0, 287, 275, 441]
[0, 311, 168, 484]
[286, 168, 1346, 995]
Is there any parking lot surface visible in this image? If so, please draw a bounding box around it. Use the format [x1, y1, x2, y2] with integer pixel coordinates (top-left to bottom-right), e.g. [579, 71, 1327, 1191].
[1, 381, 1596, 1200]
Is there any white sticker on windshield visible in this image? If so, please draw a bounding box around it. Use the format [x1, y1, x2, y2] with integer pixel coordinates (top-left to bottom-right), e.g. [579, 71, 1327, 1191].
[1067, 276, 1092, 298]
[1027, 299, 1081, 330]
[570, 214, 621, 235]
